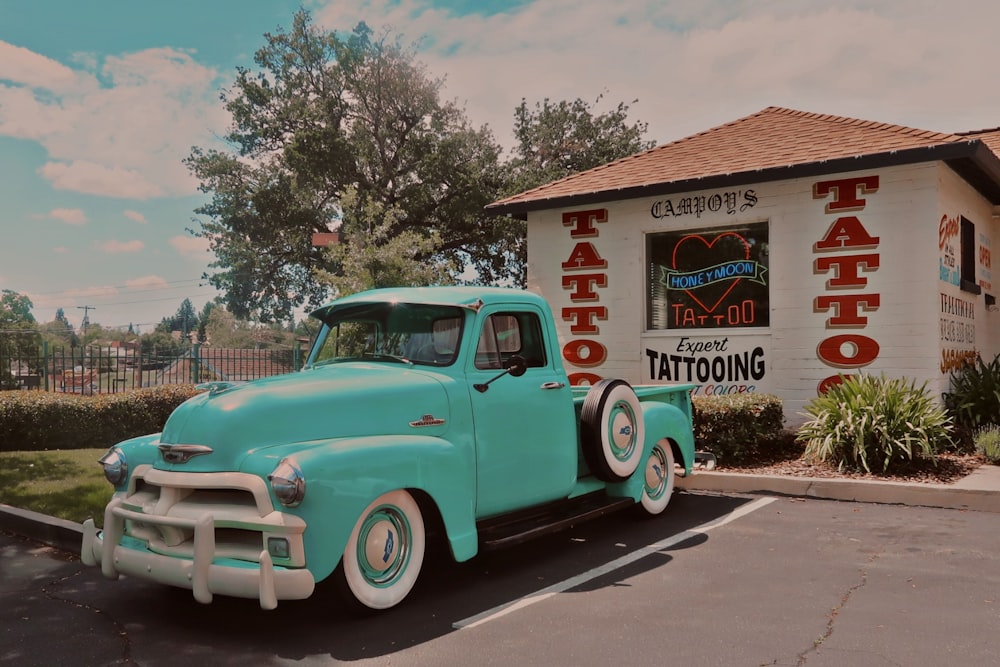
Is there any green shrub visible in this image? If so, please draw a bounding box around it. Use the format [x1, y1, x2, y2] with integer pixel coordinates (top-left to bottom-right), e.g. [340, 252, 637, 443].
[943, 353, 1000, 431]
[974, 424, 1000, 464]
[0, 385, 203, 452]
[692, 393, 785, 465]
[797, 374, 953, 473]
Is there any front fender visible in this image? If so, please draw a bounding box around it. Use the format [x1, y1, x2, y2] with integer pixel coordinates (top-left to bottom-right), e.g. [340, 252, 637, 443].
[243, 435, 477, 583]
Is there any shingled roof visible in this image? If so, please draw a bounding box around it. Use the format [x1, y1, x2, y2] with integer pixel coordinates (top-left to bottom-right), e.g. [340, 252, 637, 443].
[488, 106, 1000, 218]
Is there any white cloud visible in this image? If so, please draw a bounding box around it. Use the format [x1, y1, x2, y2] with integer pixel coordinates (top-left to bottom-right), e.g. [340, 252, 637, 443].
[0, 39, 89, 91]
[123, 209, 147, 223]
[29, 284, 121, 312]
[0, 43, 226, 199]
[47, 208, 88, 225]
[126, 275, 168, 290]
[65, 285, 119, 299]
[98, 239, 145, 254]
[170, 234, 211, 259]
[314, 0, 1000, 149]
[38, 161, 163, 199]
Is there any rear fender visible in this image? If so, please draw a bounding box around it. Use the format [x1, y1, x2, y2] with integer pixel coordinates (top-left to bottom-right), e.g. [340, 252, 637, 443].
[606, 401, 695, 500]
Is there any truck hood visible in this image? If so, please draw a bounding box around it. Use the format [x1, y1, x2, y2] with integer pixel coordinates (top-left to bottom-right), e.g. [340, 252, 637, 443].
[158, 363, 451, 470]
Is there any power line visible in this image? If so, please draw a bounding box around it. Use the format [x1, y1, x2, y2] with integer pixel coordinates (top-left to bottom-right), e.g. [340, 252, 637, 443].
[28, 277, 205, 297]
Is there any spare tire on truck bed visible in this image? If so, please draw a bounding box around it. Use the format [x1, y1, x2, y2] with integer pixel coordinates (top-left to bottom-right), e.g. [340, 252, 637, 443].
[579, 379, 645, 482]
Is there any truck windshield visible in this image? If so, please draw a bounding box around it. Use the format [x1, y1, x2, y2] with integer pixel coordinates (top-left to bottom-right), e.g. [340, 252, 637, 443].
[308, 302, 463, 367]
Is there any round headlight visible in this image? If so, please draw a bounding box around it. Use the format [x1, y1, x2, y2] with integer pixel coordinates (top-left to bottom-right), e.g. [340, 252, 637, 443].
[268, 458, 306, 507]
[98, 447, 128, 486]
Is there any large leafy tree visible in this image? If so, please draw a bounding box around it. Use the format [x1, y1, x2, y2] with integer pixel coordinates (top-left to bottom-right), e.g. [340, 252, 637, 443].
[0, 290, 41, 386]
[186, 11, 514, 321]
[314, 186, 456, 298]
[505, 94, 656, 196]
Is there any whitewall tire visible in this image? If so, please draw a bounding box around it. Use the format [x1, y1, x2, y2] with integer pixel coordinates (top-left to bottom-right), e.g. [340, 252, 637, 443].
[580, 379, 645, 482]
[338, 489, 425, 611]
[639, 440, 676, 515]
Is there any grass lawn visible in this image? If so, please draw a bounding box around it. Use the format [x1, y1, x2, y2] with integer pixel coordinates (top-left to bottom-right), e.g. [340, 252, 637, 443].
[0, 449, 112, 526]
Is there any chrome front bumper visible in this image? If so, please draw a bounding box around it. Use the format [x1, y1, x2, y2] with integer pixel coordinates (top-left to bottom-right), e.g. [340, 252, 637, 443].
[81, 473, 315, 610]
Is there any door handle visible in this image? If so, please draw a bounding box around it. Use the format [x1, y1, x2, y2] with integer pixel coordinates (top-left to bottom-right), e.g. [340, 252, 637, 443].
[540, 381, 566, 390]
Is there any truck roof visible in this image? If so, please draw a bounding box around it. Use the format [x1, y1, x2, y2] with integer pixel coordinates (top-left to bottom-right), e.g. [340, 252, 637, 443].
[310, 286, 549, 321]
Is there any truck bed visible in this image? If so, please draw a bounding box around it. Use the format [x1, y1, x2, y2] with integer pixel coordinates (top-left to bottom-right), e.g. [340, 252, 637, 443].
[571, 383, 695, 409]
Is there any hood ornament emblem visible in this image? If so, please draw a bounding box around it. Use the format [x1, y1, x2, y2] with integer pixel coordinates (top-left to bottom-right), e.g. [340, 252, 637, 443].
[409, 414, 445, 427]
[158, 444, 213, 464]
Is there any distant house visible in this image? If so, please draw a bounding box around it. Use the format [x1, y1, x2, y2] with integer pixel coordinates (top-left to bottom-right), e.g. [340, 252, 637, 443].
[489, 106, 1000, 426]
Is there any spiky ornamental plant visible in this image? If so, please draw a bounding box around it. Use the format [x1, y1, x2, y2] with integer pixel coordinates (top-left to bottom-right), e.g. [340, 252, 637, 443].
[943, 353, 1000, 431]
[974, 425, 1000, 464]
[797, 374, 953, 473]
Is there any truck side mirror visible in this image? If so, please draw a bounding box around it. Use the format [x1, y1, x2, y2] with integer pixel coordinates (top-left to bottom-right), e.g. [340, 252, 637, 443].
[506, 354, 527, 377]
[474, 355, 527, 393]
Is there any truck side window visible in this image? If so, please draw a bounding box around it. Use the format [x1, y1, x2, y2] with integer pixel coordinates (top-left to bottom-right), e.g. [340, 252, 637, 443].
[475, 312, 547, 369]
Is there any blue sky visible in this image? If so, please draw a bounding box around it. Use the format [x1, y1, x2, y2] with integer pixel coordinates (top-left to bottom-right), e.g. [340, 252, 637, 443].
[2, 0, 998, 331]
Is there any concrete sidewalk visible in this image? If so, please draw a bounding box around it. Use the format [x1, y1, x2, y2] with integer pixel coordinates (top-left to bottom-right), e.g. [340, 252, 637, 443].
[3, 464, 999, 555]
[677, 463, 1000, 513]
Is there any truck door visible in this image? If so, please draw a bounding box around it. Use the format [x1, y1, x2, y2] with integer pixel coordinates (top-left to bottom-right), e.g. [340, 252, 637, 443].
[468, 307, 578, 517]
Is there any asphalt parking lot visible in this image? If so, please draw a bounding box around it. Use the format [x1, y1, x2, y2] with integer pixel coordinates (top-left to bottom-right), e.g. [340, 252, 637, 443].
[3, 490, 999, 667]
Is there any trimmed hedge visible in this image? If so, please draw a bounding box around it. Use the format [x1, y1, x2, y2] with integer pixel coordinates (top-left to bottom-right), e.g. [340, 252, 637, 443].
[0, 385, 203, 452]
[2, 384, 786, 465]
[692, 393, 786, 465]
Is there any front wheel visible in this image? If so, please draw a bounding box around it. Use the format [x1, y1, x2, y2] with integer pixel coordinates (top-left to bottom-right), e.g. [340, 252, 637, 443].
[639, 441, 676, 515]
[336, 489, 425, 611]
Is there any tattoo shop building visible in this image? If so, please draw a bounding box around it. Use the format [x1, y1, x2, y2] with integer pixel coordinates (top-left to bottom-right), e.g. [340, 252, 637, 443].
[488, 107, 1000, 426]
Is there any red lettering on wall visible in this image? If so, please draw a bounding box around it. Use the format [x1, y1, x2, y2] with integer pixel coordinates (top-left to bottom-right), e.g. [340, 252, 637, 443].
[815, 254, 880, 288]
[816, 334, 880, 368]
[568, 372, 603, 386]
[562, 273, 608, 301]
[814, 216, 880, 251]
[938, 214, 960, 251]
[817, 374, 852, 394]
[562, 306, 608, 334]
[562, 339, 608, 367]
[560, 209, 610, 386]
[813, 176, 880, 213]
[815, 294, 881, 327]
[561, 242, 608, 271]
[562, 208, 608, 238]
[812, 176, 881, 396]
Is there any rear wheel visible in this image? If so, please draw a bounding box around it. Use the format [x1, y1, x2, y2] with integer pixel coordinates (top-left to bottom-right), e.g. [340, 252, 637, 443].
[336, 490, 425, 611]
[639, 441, 676, 515]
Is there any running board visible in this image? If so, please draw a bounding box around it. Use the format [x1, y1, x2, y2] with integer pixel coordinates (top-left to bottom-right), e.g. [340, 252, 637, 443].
[477, 494, 635, 551]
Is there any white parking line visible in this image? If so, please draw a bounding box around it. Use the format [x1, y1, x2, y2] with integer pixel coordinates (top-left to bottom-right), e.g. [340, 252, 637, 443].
[453, 496, 776, 630]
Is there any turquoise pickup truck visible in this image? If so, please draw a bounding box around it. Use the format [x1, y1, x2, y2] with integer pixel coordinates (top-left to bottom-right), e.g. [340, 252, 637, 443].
[82, 287, 696, 611]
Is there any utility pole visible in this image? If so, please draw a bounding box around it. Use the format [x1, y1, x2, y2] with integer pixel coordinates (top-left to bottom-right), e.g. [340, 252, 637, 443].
[77, 305, 96, 341]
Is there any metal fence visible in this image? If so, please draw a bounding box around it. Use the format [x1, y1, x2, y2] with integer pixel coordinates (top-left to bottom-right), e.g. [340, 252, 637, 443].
[0, 342, 304, 394]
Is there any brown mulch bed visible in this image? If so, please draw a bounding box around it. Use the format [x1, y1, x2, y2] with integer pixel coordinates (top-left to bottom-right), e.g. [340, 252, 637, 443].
[717, 445, 986, 485]
[719, 452, 985, 485]
[710, 432, 987, 484]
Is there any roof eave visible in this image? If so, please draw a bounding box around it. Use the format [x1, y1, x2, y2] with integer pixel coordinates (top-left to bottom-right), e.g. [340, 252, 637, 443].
[487, 141, 992, 217]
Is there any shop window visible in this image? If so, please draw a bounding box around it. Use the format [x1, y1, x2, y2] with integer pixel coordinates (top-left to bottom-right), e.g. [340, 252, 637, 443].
[960, 217, 981, 294]
[646, 222, 770, 330]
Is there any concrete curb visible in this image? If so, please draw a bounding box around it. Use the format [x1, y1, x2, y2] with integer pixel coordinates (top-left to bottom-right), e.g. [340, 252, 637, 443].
[0, 503, 83, 553]
[677, 472, 1000, 513]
